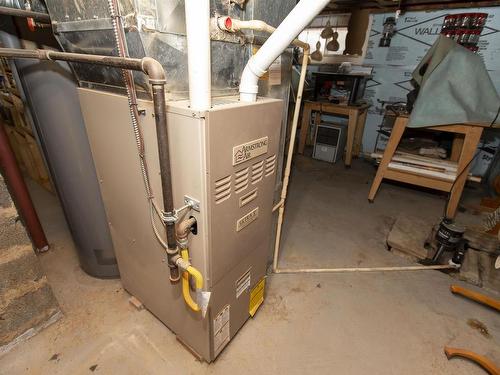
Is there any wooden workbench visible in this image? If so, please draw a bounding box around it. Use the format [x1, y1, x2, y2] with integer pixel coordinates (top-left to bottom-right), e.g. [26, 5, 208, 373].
[298, 101, 370, 167]
[368, 116, 487, 218]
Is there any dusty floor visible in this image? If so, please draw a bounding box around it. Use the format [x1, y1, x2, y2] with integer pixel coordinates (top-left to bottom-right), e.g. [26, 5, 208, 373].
[1, 157, 499, 374]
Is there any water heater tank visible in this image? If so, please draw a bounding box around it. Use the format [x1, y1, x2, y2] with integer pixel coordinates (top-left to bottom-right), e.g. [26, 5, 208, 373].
[0, 16, 119, 278]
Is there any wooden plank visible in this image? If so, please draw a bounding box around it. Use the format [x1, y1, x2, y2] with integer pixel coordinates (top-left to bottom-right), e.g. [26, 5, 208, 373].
[387, 214, 431, 259]
[128, 296, 144, 311]
[25, 132, 52, 188]
[384, 169, 452, 191]
[372, 152, 458, 173]
[450, 135, 464, 162]
[353, 108, 368, 157]
[447, 126, 483, 218]
[388, 162, 455, 181]
[368, 116, 407, 201]
[345, 107, 359, 166]
[395, 151, 458, 168]
[5, 126, 25, 168]
[12, 129, 37, 179]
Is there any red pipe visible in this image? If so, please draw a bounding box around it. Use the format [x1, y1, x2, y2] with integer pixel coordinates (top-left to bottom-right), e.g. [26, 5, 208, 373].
[0, 122, 49, 252]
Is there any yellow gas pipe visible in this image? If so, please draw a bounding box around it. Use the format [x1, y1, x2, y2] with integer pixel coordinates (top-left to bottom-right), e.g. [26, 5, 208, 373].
[176, 217, 205, 312]
[181, 248, 203, 312]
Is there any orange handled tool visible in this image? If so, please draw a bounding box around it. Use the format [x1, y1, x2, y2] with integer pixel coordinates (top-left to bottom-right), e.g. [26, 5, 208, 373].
[450, 285, 500, 312]
[444, 347, 499, 375]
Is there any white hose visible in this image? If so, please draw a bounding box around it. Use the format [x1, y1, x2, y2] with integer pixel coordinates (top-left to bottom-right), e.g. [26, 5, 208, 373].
[274, 264, 459, 274]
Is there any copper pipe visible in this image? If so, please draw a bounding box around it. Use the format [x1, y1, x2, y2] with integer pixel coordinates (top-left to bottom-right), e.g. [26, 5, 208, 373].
[0, 122, 49, 252]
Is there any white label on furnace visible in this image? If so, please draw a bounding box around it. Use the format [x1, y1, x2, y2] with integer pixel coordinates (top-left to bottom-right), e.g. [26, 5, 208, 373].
[213, 305, 230, 355]
[236, 207, 259, 232]
[233, 137, 268, 166]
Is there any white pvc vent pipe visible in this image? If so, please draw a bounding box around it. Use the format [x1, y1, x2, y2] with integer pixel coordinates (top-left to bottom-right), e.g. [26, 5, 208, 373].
[185, 0, 211, 110]
[239, 0, 330, 102]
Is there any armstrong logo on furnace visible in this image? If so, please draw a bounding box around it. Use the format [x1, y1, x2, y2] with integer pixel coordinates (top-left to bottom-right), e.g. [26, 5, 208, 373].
[232, 137, 268, 166]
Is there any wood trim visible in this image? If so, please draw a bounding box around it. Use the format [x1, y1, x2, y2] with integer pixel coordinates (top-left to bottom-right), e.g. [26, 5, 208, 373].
[384, 169, 453, 191]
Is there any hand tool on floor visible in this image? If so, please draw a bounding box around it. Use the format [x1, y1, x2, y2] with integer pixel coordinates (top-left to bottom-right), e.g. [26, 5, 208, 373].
[450, 285, 500, 312]
[444, 347, 500, 375]
[421, 219, 467, 266]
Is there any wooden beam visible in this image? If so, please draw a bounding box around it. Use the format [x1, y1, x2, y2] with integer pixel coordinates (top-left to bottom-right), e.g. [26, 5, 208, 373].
[322, 0, 500, 13]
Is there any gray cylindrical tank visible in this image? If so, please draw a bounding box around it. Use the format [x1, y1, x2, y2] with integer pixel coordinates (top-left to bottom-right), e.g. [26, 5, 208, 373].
[0, 16, 119, 278]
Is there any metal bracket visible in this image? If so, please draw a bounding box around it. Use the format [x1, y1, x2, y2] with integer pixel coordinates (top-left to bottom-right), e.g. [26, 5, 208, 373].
[184, 196, 200, 212]
[161, 196, 200, 224]
[161, 210, 178, 224]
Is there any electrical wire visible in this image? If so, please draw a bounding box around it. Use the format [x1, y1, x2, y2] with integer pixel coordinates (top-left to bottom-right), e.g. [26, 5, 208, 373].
[442, 104, 500, 217]
[107, 0, 169, 250]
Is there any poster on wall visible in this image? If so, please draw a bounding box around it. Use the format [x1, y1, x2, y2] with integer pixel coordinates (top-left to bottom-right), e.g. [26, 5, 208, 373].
[365, 9, 500, 70]
[362, 7, 500, 175]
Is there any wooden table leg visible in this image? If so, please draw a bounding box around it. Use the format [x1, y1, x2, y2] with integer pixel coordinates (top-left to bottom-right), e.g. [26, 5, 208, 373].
[368, 116, 407, 202]
[450, 135, 465, 162]
[345, 108, 359, 167]
[446, 127, 483, 218]
[353, 109, 368, 157]
[298, 103, 312, 155]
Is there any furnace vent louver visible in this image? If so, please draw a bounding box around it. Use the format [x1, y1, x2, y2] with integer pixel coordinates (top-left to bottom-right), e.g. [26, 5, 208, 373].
[251, 160, 264, 185]
[214, 175, 231, 204]
[234, 167, 249, 194]
[265, 154, 277, 177]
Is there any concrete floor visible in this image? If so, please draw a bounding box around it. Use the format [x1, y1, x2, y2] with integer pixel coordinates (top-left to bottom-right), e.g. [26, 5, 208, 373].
[1, 158, 499, 374]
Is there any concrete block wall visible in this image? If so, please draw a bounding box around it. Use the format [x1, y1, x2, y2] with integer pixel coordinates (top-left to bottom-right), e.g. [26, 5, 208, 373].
[0, 176, 60, 354]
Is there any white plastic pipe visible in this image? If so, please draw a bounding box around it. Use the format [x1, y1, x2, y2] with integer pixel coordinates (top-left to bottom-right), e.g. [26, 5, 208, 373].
[272, 50, 309, 271]
[239, 0, 330, 102]
[185, 0, 211, 110]
[274, 264, 459, 274]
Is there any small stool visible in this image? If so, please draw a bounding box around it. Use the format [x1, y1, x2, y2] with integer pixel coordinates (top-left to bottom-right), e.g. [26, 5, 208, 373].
[368, 116, 485, 218]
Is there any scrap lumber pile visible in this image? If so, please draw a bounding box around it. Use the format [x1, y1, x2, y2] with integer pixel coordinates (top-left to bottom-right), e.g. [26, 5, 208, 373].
[371, 151, 480, 183]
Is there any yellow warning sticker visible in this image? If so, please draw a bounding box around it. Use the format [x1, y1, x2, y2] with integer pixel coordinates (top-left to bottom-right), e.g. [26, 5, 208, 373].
[249, 277, 265, 317]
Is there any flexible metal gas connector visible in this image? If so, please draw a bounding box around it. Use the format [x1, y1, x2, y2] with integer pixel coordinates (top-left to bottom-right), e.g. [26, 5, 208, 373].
[175, 217, 209, 316]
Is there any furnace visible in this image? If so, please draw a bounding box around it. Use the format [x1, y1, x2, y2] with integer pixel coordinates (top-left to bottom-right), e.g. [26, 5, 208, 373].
[79, 89, 282, 361]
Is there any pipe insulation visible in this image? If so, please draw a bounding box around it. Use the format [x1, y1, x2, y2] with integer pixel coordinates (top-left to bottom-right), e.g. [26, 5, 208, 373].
[184, 0, 211, 111]
[239, 0, 330, 102]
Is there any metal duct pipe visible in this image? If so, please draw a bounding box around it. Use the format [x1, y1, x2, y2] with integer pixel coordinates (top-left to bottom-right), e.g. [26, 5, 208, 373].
[0, 6, 50, 23]
[239, 0, 330, 102]
[0, 48, 175, 261]
[0, 121, 49, 252]
[184, 0, 211, 110]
